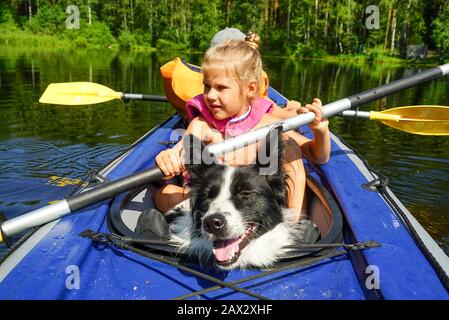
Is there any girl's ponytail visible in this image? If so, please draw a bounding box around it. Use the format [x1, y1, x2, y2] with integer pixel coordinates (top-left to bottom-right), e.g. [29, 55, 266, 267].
[244, 31, 260, 50]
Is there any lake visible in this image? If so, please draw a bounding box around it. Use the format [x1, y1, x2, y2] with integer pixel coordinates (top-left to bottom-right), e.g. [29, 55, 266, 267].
[0, 46, 448, 257]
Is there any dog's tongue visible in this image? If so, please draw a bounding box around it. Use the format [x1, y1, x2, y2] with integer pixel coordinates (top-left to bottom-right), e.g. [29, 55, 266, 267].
[214, 238, 240, 262]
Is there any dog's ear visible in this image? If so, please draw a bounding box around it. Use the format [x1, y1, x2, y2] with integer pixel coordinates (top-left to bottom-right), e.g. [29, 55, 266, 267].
[255, 125, 284, 176]
[183, 134, 215, 180]
[255, 125, 286, 207]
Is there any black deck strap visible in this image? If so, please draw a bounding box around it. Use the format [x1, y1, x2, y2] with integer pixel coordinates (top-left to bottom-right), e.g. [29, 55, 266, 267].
[284, 240, 381, 251]
[80, 230, 270, 300]
[80, 229, 111, 244]
[158, 140, 181, 147]
[66, 169, 108, 198]
[363, 177, 389, 192]
[93, 172, 109, 184]
[175, 241, 381, 300]
[174, 244, 377, 300]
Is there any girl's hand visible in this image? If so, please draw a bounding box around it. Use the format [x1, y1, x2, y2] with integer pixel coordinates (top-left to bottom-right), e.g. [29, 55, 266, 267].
[155, 147, 185, 179]
[297, 98, 329, 133]
[284, 100, 302, 117]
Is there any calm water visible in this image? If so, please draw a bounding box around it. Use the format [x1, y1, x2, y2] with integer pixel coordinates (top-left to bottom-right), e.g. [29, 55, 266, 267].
[0, 46, 448, 257]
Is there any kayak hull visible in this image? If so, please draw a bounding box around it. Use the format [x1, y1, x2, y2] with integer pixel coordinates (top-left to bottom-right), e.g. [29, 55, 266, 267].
[1, 113, 448, 299]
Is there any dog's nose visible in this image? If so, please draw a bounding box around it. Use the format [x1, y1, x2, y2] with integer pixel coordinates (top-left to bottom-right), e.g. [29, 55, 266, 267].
[203, 214, 226, 236]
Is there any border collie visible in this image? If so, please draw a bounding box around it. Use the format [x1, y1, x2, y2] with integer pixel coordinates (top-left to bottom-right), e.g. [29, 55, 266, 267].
[165, 129, 319, 270]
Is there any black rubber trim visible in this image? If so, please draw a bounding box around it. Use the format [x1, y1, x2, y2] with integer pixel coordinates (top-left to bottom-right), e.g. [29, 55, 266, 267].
[122, 93, 168, 102]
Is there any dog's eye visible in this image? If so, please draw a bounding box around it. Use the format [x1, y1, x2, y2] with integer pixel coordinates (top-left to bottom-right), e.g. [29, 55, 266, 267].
[238, 190, 255, 198]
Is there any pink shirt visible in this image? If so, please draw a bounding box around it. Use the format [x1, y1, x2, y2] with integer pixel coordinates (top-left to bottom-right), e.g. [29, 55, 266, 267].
[186, 94, 273, 137]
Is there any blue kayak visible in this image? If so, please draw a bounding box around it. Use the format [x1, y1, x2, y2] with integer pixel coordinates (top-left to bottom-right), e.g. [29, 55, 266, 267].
[1, 89, 449, 300]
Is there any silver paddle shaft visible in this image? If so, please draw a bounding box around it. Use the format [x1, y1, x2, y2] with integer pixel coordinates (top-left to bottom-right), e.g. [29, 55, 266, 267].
[341, 110, 371, 118]
[207, 98, 351, 156]
[208, 63, 449, 157]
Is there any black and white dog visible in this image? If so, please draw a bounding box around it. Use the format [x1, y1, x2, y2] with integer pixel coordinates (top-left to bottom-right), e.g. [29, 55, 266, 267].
[164, 129, 319, 270]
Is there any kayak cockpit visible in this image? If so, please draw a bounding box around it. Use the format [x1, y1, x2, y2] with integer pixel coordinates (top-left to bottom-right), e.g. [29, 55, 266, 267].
[108, 172, 343, 266]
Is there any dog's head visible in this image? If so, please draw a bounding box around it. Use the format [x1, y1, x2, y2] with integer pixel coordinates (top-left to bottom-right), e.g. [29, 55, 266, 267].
[183, 127, 286, 269]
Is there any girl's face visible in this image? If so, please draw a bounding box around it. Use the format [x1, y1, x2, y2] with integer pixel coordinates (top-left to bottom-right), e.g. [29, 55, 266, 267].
[203, 68, 256, 120]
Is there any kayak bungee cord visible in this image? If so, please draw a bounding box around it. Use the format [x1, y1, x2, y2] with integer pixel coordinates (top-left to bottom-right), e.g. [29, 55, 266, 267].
[79, 230, 270, 300]
[174, 243, 381, 300]
[79, 229, 381, 300]
[1, 62, 449, 245]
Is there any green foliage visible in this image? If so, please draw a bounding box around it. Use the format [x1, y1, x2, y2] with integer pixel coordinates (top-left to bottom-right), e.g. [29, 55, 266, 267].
[65, 21, 116, 48]
[156, 39, 185, 51]
[0, 0, 448, 59]
[189, 0, 220, 51]
[118, 31, 137, 49]
[26, 5, 66, 34]
[0, 3, 17, 31]
[292, 43, 327, 58]
[433, 3, 449, 60]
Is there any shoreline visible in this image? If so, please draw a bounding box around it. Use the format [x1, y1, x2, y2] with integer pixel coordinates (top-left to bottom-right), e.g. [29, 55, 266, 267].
[0, 30, 442, 67]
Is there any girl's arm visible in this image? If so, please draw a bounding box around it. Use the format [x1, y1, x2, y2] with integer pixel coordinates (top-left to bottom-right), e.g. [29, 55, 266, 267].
[298, 98, 330, 164]
[298, 130, 330, 165]
[270, 100, 302, 118]
[156, 116, 214, 177]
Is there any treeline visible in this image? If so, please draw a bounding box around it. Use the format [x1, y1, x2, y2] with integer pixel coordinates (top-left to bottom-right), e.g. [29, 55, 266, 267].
[1, 0, 449, 59]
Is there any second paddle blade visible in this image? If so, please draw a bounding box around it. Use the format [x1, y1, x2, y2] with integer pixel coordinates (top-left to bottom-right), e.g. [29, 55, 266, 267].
[376, 105, 449, 136]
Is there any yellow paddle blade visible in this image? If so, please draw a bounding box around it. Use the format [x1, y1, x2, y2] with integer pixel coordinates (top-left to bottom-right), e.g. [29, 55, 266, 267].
[369, 106, 449, 135]
[39, 82, 123, 105]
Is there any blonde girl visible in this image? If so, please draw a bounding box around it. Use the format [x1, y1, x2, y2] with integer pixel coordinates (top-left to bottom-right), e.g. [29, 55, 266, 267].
[154, 39, 330, 223]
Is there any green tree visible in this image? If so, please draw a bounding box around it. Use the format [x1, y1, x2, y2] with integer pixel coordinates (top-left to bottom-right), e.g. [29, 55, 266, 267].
[433, 2, 449, 60]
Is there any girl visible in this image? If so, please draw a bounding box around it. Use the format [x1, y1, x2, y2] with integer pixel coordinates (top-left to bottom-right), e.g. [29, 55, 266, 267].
[154, 39, 330, 223]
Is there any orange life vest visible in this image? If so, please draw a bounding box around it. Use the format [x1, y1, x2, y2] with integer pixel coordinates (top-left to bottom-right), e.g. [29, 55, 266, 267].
[160, 57, 269, 119]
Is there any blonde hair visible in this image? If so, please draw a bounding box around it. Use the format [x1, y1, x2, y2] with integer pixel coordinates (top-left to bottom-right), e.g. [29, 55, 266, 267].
[202, 38, 262, 102]
[244, 31, 260, 49]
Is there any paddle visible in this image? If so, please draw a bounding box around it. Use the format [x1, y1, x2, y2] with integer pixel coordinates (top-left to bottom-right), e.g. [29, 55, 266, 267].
[39, 82, 168, 105]
[1, 63, 449, 245]
[341, 105, 449, 135]
[40, 83, 449, 136]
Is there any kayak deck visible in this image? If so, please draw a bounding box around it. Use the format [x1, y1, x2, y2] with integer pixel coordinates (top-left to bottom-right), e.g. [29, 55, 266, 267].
[0, 114, 448, 299]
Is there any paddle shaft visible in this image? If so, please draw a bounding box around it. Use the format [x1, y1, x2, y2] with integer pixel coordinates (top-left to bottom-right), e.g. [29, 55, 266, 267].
[341, 110, 371, 118]
[0, 167, 163, 242]
[207, 63, 449, 156]
[122, 93, 168, 102]
[1, 63, 449, 243]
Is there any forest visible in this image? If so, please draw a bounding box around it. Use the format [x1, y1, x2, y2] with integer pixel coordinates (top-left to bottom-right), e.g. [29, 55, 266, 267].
[1, 0, 449, 60]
